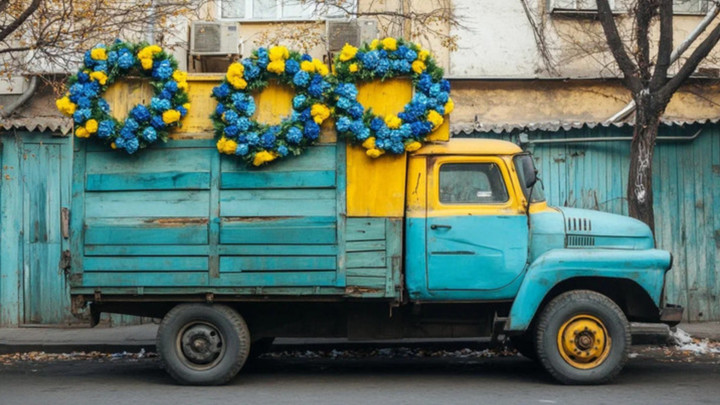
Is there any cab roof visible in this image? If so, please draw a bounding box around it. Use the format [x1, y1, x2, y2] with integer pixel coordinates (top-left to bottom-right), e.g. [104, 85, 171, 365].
[413, 138, 523, 156]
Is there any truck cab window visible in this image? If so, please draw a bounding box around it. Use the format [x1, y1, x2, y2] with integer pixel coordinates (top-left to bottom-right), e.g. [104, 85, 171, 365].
[439, 163, 509, 204]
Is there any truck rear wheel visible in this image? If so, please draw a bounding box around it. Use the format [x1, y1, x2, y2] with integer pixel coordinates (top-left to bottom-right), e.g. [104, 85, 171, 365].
[157, 304, 250, 385]
[535, 290, 630, 385]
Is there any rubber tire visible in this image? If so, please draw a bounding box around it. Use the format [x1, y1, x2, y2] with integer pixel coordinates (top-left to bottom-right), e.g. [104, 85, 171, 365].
[510, 334, 537, 361]
[535, 290, 630, 385]
[157, 304, 250, 385]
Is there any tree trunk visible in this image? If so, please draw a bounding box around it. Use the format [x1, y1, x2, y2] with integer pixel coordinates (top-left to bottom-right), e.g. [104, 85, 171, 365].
[627, 100, 659, 236]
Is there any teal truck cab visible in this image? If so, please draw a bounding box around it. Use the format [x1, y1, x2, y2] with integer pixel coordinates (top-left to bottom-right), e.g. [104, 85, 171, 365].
[69, 137, 680, 385]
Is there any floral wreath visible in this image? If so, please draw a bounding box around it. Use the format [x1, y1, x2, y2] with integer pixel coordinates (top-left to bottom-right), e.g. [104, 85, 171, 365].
[56, 41, 190, 154]
[332, 38, 454, 158]
[211, 46, 333, 166]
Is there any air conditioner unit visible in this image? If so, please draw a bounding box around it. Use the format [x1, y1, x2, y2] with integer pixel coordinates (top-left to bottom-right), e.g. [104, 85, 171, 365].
[190, 21, 239, 55]
[326, 19, 378, 53]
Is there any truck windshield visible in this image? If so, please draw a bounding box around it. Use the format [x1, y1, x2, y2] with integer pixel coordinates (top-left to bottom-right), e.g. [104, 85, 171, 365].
[514, 154, 545, 203]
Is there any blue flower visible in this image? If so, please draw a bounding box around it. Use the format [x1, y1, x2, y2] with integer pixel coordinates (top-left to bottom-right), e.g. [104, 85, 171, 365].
[83, 51, 95, 67]
[242, 59, 261, 80]
[124, 137, 140, 154]
[130, 105, 151, 122]
[299, 108, 311, 122]
[114, 137, 126, 150]
[177, 105, 188, 117]
[440, 79, 451, 92]
[150, 97, 172, 112]
[337, 97, 353, 111]
[98, 99, 110, 113]
[349, 120, 365, 136]
[213, 83, 231, 99]
[308, 75, 326, 97]
[256, 48, 269, 68]
[398, 124, 412, 139]
[97, 120, 115, 138]
[261, 131, 276, 148]
[107, 51, 118, 65]
[286, 127, 302, 144]
[85, 82, 100, 97]
[77, 97, 92, 108]
[225, 125, 239, 137]
[392, 59, 411, 73]
[215, 103, 225, 115]
[377, 127, 391, 140]
[436, 92, 449, 104]
[304, 121, 320, 140]
[277, 145, 288, 156]
[93, 62, 108, 72]
[118, 49, 135, 69]
[119, 126, 134, 140]
[69, 83, 84, 98]
[336, 117, 352, 132]
[418, 74, 433, 93]
[77, 72, 90, 83]
[405, 49, 417, 62]
[369, 118, 384, 132]
[410, 121, 432, 137]
[247, 132, 260, 145]
[293, 71, 310, 87]
[223, 109, 239, 123]
[142, 126, 157, 142]
[236, 143, 249, 156]
[246, 97, 256, 115]
[164, 81, 178, 93]
[124, 118, 139, 132]
[237, 117, 250, 131]
[301, 54, 312, 62]
[429, 83, 441, 98]
[390, 141, 405, 154]
[73, 108, 91, 124]
[159, 89, 173, 100]
[348, 104, 364, 119]
[293, 95, 307, 109]
[360, 51, 380, 69]
[375, 59, 390, 75]
[151, 115, 166, 129]
[335, 83, 358, 99]
[152, 60, 173, 80]
[285, 59, 300, 74]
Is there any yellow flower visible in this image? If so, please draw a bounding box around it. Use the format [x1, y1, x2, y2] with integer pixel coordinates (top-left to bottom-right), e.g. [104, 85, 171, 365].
[310, 103, 330, 124]
[110, 142, 117, 149]
[405, 141, 422, 152]
[253, 150, 277, 166]
[267, 60, 286, 74]
[183, 103, 191, 111]
[427, 110, 444, 129]
[313, 59, 329, 76]
[140, 58, 153, 70]
[300, 60, 315, 73]
[85, 119, 98, 134]
[162, 109, 181, 124]
[418, 49, 430, 62]
[349, 63, 359, 73]
[381, 37, 397, 51]
[444, 98, 454, 115]
[269, 45, 289, 61]
[90, 48, 108, 61]
[89, 71, 108, 85]
[75, 127, 89, 138]
[177, 81, 189, 91]
[55, 96, 76, 116]
[216, 137, 228, 153]
[172, 70, 188, 82]
[228, 77, 247, 90]
[226, 62, 244, 81]
[362, 137, 376, 150]
[138, 45, 162, 60]
[222, 138, 238, 155]
[370, 39, 380, 50]
[384, 114, 402, 129]
[366, 148, 384, 158]
[411, 60, 426, 74]
[339, 43, 358, 62]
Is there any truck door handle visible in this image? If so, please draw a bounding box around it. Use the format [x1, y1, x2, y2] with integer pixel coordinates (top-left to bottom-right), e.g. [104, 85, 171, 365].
[431, 224, 452, 230]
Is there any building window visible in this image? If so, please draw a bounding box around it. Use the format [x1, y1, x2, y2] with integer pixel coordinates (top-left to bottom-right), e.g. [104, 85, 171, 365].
[549, 0, 710, 13]
[673, 0, 710, 14]
[220, 0, 354, 21]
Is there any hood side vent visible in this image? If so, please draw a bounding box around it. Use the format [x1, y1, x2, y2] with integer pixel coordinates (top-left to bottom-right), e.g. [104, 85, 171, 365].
[567, 235, 596, 247]
[567, 217, 592, 232]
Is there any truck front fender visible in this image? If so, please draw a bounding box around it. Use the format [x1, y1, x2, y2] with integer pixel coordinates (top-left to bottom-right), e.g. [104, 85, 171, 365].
[505, 248, 671, 331]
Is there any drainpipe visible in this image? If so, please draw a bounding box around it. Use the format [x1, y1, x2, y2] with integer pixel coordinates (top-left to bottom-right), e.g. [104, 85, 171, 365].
[0, 75, 38, 119]
[518, 128, 703, 145]
[146, 0, 156, 44]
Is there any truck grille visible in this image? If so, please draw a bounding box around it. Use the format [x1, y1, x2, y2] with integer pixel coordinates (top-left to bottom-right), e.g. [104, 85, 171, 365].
[567, 235, 596, 247]
[566, 217, 592, 232]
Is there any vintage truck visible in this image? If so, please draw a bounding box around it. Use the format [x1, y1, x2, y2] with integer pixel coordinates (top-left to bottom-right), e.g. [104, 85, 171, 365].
[67, 80, 681, 386]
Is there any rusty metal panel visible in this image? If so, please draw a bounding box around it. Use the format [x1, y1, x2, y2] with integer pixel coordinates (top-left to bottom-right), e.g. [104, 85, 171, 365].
[463, 124, 720, 321]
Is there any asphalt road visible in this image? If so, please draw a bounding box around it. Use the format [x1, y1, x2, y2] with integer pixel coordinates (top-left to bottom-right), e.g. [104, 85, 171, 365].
[0, 349, 718, 405]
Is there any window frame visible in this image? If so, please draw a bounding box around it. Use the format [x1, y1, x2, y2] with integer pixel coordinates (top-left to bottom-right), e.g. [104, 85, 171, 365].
[437, 162, 510, 206]
[548, 0, 710, 15]
[217, 0, 356, 22]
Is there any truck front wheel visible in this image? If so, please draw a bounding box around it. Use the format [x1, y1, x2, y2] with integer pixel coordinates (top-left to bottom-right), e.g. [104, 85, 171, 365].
[157, 304, 250, 385]
[535, 290, 630, 385]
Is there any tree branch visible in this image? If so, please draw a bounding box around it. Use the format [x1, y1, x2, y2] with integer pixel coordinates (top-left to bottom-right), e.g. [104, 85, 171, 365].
[0, 0, 41, 43]
[595, 0, 642, 92]
[650, 0, 673, 91]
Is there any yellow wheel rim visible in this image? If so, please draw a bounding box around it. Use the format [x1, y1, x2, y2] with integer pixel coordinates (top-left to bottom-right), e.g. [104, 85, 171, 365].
[556, 314, 611, 369]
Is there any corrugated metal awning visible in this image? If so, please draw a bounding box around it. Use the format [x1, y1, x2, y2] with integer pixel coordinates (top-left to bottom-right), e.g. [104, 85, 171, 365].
[0, 117, 72, 135]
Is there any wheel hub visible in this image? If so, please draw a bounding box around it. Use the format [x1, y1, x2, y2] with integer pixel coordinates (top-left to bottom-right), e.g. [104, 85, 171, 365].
[180, 324, 223, 365]
[556, 315, 611, 369]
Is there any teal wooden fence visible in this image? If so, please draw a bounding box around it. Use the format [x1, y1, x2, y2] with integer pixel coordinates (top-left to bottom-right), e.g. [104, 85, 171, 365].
[463, 123, 720, 321]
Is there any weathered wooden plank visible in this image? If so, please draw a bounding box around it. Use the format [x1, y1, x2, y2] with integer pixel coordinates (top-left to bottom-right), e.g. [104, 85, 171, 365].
[86, 147, 212, 174]
[87, 172, 211, 191]
[85, 219, 208, 245]
[84, 190, 210, 218]
[220, 189, 336, 217]
[219, 256, 337, 272]
[82, 272, 209, 287]
[211, 271, 336, 287]
[346, 218, 386, 241]
[1, 134, 23, 325]
[346, 276, 386, 289]
[220, 216, 336, 244]
[221, 170, 335, 189]
[218, 244, 337, 256]
[346, 251, 386, 268]
[335, 138, 347, 288]
[386, 217, 404, 298]
[346, 240, 387, 252]
[85, 245, 210, 256]
[346, 267, 389, 278]
[221, 145, 336, 173]
[84, 257, 208, 271]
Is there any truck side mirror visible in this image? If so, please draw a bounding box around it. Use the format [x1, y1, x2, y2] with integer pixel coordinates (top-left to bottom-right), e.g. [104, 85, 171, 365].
[523, 164, 537, 189]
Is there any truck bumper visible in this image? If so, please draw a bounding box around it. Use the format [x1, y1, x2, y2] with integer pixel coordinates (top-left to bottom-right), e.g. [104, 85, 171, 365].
[660, 304, 684, 326]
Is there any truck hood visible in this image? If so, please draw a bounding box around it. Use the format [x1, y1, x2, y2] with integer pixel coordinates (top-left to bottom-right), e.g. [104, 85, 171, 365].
[557, 207, 654, 250]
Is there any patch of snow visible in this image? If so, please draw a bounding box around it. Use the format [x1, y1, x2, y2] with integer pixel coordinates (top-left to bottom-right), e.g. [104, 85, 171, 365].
[671, 328, 720, 355]
[670, 328, 693, 345]
[628, 352, 639, 359]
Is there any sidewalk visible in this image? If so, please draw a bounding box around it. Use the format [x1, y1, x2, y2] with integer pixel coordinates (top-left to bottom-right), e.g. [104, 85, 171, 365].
[0, 322, 718, 355]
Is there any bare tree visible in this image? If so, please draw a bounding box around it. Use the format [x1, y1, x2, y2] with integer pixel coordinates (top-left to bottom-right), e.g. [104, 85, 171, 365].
[0, 0, 207, 77]
[593, 0, 720, 233]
